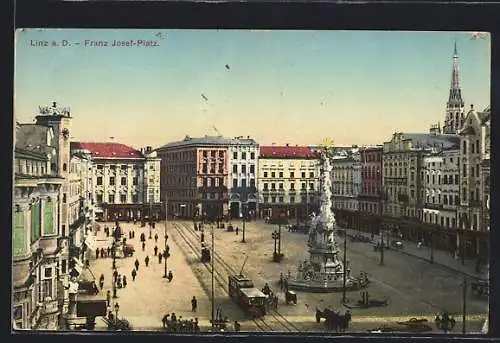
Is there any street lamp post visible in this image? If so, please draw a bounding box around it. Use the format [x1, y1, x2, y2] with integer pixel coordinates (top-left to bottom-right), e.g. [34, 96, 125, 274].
[462, 275, 467, 334]
[430, 229, 435, 264]
[163, 198, 169, 279]
[114, 303, 120, 323]
[380, 229, 384, 265]
[211, 225, 215, 333]
[342, 231, 347, 303]
[272, 231, 279, 262]
[241, 204, 246, 243]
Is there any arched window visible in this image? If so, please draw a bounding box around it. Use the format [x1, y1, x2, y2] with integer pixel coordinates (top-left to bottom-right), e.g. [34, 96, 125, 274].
[63, 163, 67, 172]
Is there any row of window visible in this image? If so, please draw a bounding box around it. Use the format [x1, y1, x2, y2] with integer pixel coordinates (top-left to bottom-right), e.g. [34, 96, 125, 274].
[361, 153, 382, 163]
[232, 179, 256, 188]
[201, 163, 224, 174]
[462, 139, 481, 155]
[261, 161, 316, 168]
[96, 164, 140, 170]
[232, 152, 256, 160]
[423, 213, 458, 229]
[263, 195, 308, 203]
[263, 171, 314, 178]
[359, 202, 379, 213]
[462, 163, 482, 178]
[425, 194, 460, 206]
[96, 176, 139, 186]
[232, 164, 255, 174]
[96, 194, 139, 204]
[15, 159, 48, 176]
[423, 173, 459, 185]
[263, 182, 314, 191]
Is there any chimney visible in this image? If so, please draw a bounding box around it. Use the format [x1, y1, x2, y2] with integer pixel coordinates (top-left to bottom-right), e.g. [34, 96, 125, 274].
[52, 102, 57, 108]
[286, 143, 289, 147]
[146, 146, 152, 152]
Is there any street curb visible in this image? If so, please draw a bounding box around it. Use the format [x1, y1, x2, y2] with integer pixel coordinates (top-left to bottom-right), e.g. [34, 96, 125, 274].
[391, 248, 487, 283]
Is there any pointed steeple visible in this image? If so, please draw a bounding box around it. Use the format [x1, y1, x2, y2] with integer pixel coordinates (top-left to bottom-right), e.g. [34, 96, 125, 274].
[443, 40, 465, 134]
[449, 39, 462, 97]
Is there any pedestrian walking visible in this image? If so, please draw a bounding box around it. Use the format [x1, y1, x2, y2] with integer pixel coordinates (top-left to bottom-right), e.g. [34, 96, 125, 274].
[159, 253, 163, 264]
[100, 247, 105, 258]
[142, 241, 146, 251]
[123, 275, 127, 288]
[167, 270, 173, 282]
[107, 246, 111, 256]
[155, 233, 158, 243]
[99, 274, 105, 290]
[154, 245, 158, 256]
[112, 260, 116, 270]
[113, 270, 118, 283]
[191, 296, 197, 312]
[106, 290, 111, 306]
[235, 227, 239, 235]
[131, 268, 137, 281]
[96, 248, 100, 259]
[283, 278, 289, 292]
[279, 273, 284, 291]
[135, 258, 140, 271]
[132, 230, 135, 239]
[129, 231, 132, 239]
[234, 320, 241, 332]
[200, 233, 205, 243]
[145, 255, 150, 267]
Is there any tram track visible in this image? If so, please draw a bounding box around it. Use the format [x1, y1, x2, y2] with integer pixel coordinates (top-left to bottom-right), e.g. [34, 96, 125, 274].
[172, 221, 299, 332]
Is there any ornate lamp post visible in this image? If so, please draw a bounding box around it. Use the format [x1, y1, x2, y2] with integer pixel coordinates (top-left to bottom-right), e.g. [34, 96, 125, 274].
[241, 204, 246, 243]
[114, 303, 120, 323]
[272, 231, 279, 262]
[435, 310, 456, 333]
[380, 228, 384, 266]
[163, 234, 169, 278]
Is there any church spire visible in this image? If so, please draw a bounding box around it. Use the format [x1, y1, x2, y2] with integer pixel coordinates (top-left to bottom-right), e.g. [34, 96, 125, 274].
[443, 40, 465, 134]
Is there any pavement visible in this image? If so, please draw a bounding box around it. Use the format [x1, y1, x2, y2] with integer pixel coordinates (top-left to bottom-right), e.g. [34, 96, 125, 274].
[71, 219, 488, 333]
[342, 228, 489, 281]
[75, 221, 213, 331]
[172, 219, 488, 334]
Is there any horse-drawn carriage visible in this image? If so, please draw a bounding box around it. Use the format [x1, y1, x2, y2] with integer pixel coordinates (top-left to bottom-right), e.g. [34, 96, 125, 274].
[349, 234, 371, 243]
[201, 246, 211, 263]
[285, 290, 297, 305]
[315, 308, 352, 332]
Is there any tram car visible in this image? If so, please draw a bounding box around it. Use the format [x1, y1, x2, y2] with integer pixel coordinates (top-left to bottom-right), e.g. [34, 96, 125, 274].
[228, 274, 267, 317]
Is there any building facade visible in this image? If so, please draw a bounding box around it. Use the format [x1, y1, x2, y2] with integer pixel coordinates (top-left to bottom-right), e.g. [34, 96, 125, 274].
[358, 146, 383, 234]
[157, 136, 230, 221]
[258, 145, 320, 220]
[458, 105, 491, 258]
[228, 137, 259, 219]
[142, 147, 162, 217]
[382, 132, 460, 242]
[329, 149, 362, 229]
[13, 123, 64, 330]
[70, 142, 162, 222]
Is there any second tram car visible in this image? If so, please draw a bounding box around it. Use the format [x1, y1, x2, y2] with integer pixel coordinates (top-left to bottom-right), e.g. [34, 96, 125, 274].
[228, 274, 267, 317]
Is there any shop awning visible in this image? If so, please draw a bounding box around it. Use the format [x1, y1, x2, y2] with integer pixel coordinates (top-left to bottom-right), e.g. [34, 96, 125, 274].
[84, 235, 96, 251]
[72, 258, 83, 274]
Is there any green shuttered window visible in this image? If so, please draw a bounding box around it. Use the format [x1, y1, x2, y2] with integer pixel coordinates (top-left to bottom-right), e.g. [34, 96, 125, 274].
[43, 201, 55, 235]
[31, 202, 41, 242]
[13, 212, 25, 258]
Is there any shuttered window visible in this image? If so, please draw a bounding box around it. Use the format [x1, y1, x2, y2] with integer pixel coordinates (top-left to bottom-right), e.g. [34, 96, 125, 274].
[13, 212, 25, 258]
[31, 202, 41, 242]
[43, 201, 55, 235]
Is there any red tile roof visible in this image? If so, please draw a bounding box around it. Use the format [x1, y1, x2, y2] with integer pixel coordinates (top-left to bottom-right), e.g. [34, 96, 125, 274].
[260, 146, 319, 159]
[70, 142, 144, 159]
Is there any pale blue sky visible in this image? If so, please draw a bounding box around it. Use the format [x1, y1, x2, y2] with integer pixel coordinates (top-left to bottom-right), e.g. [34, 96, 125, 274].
[14, 29, 490, 148]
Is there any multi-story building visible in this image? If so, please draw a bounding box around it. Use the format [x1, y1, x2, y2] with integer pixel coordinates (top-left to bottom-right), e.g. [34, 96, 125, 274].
[30, 102, 75, 326]
[458, 105, 491, 258]
[142, 147, 162, 219]
[157, 136, 230, 220]
[70, 142, 162, 221]
[258, 145, 320, 220]
[358, 146, 383, 234]
[330, 148, 362, 229]
[13, 121, 64, 330]
[228, 137, 259, 219]
[382, 131, 459, 242]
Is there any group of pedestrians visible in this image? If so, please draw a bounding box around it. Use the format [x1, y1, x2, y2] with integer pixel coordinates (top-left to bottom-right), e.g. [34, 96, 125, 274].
[161, 313, 200, 333]
[95, 246, 118, 259]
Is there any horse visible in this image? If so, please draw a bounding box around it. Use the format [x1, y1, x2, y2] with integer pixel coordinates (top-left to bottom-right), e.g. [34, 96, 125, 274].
[315, 308, 352, 332]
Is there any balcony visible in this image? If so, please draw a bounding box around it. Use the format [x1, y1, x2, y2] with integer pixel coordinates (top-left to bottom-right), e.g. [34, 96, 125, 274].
[424, 203, 443, 210]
